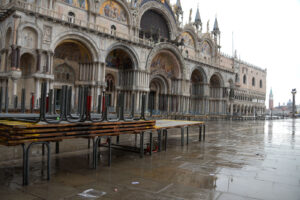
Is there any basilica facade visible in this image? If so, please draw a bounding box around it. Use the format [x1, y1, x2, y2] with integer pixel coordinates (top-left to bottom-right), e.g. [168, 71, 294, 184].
[0, 0, 266, 116]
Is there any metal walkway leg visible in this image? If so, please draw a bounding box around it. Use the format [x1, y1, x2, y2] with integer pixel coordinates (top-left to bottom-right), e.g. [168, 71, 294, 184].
[186, 127, 189, 145]
[203, 125, 206, 141]
[93, 137, 101, 169]
[22, 142, 51, 186]
[140, 132, 144, 158]
[181, 127, 185, 146]
[164, 129, 168, 151]
[55, 142, 60, 154]
[158, 130, 162, 152]
[149, 131, 153, 156]
[199, 125, 202, 142]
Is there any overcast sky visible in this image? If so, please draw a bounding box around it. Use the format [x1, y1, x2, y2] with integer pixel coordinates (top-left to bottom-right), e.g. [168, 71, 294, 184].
[170, 0, 300, 107]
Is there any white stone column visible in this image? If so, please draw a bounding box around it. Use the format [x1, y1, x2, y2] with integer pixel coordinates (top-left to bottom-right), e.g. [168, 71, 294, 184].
[11, 78, 17, 105]
[35, 78, 40, 108]
[136, 91, 140, 112]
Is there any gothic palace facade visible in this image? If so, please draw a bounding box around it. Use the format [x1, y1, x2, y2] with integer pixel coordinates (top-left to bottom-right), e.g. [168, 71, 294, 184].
[0, 0, 266, 116]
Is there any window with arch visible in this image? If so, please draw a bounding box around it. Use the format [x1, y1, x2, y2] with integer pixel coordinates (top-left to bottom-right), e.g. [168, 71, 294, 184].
[111, 25, 116, 35]
[105, 74, 115, 92]
[260, 80, 263, 88]
[252, 77, 255, 86]
[140, 9, 170, 40]
[68, 12, 75, 23]
[235, 74, 239, 83]
[243, 75, 247, 84]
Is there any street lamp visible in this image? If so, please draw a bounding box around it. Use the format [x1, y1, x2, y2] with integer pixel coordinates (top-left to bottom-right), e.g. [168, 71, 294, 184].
[291, 89, 297, 118]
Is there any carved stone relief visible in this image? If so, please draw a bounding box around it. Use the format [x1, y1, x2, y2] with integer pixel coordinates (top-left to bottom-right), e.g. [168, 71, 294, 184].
[43, 25, 52, 44]
[22, 27, 37, 49]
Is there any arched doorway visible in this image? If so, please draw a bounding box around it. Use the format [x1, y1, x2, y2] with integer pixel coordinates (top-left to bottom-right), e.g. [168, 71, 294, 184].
[105, 48, 134, 111]
[190, 69, 205, 114]
[149, 50, 183, 113]
[17, 53, 35, 108]
[149, 76, 168, 114]
[209, 74, 224, 114]
[20, 53, 35, 77]
[53, 39, 93, 109]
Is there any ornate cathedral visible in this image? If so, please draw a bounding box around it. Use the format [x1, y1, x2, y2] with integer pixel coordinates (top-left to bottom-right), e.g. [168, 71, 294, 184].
[0, 0, 266, 116]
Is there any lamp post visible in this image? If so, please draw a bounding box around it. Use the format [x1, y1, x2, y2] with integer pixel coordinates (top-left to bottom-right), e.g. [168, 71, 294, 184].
[291, 89, 297, 118]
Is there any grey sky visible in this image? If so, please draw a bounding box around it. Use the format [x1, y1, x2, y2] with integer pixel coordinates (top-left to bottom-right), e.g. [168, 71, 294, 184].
[170, 0, 300, 107]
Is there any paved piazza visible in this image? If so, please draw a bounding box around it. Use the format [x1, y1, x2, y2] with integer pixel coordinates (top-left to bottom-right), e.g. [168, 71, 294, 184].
[0, 119, 299, 200]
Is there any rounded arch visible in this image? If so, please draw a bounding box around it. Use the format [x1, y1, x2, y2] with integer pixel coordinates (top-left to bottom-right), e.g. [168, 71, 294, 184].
[17, 22, 42, 48]
[105, 73, 115, 92]
[98, 0, 132, 25]
[149, 74, 169, 112]
[20, 53, 35, 76]
[259, 79, 263, 88]
[190, 66, 208, 84]
[243, 74, 247, 84]
[54, 39, 93, 62]
[51, 31, 99, 61]
[137, 2, 178, 40]
[252, 77, 255, 86]
[146, 43, 186, 79]
[200, 39, 214, 58]
[149, 74, 169, 94]
[209, 72, 224, 87]
[179, 29, 198, 49]
[105, 43, 139, 70]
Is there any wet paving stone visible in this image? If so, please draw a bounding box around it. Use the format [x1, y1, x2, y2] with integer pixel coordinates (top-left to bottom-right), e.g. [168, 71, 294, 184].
[0, 119, 300, 199]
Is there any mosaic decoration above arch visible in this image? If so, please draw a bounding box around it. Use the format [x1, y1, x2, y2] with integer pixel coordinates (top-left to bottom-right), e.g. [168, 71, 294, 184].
[201, 41, 212, 56]
[54, 40, 92, 62]
[61, 0, 88, 9]
[54, 64, 75, 83]
[100, 1, 128, 23]
[150, 52, 180, 79]
[106, 49, 133, 69]
[180, 32, 195, 47]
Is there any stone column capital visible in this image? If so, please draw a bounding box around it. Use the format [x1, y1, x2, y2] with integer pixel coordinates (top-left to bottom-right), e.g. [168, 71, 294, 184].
[11, 44, 17, 50]
[36, 49, 43, 54]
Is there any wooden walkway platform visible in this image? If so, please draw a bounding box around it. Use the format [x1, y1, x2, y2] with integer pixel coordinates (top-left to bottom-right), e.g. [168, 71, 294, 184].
[0, 119, 205, 185]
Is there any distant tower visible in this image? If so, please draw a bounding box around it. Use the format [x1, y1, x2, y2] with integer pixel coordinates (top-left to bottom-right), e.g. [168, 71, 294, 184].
[269, 88, 274, 110]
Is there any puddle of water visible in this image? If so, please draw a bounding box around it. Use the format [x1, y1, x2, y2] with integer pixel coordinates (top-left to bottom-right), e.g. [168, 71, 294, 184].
[78, 189, 106, 199]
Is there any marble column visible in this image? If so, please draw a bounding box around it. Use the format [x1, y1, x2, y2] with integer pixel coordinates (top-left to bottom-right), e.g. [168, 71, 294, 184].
[35, 78, 40, 108]
[16, 46, 21, 69]
[11, 78, 17, 105]
[11, 45, 17, 70]
[36, 49, 42, 72]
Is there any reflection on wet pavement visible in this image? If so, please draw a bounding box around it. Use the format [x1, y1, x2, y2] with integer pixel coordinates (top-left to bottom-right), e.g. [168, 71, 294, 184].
[0, 119, 300, 200]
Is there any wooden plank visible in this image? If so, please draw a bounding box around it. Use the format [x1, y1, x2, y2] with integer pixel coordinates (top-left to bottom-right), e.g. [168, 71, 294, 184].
[1, 122, 155, 135]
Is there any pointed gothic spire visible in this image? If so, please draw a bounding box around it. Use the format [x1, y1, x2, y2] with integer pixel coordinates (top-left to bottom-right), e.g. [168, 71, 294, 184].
[174, 0, 183, 23]
[193, 5, 202, 30]
[176, 0, 182, 10]
[213, 17, 220, 34]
